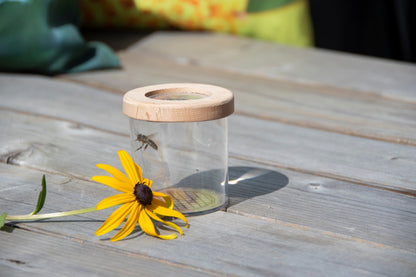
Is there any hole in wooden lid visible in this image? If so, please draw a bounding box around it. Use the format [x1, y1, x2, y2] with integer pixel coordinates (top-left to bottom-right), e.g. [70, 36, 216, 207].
[145, 88, 209, 101]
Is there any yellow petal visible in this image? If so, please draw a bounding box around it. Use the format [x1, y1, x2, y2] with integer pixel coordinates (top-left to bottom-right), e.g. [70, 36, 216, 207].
[95, 202, 134, 236]
[138, 207, 158, 237]
[150, 200, 188, 227]
[111, 202, 141, 242]
[152, 192, 173, 209]
[91, 176, 132, 193]
[96, 163, 130, 184]
[134, 163, 144, 183]
[146, 208, 183, 236]
[152, 191, 168, 198]
[118, 150, 141, 184]
[96, 193, 136, 210]
[138, 209, 177, 240]
[143, 178, 153, 188]
[158, 233, 178, 240]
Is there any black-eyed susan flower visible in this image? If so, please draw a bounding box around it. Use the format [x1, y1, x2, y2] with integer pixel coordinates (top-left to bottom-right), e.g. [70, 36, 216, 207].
[92, 150, 188, 241]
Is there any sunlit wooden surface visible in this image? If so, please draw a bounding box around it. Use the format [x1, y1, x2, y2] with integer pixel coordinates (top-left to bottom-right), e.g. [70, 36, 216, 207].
[1, 31, 416, 277]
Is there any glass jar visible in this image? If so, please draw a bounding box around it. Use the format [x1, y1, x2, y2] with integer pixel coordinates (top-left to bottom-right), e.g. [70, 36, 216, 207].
[123, 83, 234, 215]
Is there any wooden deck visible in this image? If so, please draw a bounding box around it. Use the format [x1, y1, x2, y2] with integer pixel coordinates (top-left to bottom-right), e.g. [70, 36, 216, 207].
[1, 31, 416, 276]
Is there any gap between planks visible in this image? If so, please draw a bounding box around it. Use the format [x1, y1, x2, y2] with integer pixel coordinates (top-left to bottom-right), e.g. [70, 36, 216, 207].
[134, 32, 416, 104]
[2, 105, 413, 198]
[3, 171, 413, 259]
[1, 117, 415, 253]
[3, 156, 414, 253]
[1, 226, 225, 277]
[230, 152, 416, 198]
[125, 46, 416, 106]
[14, 209, 414, 256]
[55, 75, 416, 146]
[226, 210, 393, 250]
[0, 106, 129, 138]
[56, 53, 416, 147]
[80, 31, 416, 104]
[6, 224, 227, 277]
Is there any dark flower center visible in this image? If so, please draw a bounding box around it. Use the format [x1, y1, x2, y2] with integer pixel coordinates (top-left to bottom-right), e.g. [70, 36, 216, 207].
[134, 182, 153, 206]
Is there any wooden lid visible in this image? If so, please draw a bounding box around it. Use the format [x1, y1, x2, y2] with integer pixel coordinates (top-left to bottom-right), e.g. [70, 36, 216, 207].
[123, 83, 234, 122]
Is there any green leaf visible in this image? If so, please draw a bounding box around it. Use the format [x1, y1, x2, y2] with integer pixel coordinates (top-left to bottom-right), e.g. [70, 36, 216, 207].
[30, 175, 47, 215]
[0, 212, 7, 229]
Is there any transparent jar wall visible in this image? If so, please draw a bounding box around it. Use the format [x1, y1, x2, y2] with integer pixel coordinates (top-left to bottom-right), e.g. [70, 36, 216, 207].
[129, 118, 228, 215]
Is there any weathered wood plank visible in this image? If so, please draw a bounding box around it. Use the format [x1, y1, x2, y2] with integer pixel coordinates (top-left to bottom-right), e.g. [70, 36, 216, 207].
[228, 114, 416, 193]
[131, 32, 416, 103]
[1, 165, 415, 277]
[1, 32, 416, 276]
[57, 47, 416, 145]
[0, 109, 128, 179]
[1, 109, 415, 253]
[227, 163, 416, 253]
[1, 227, 217, 277]
[0, 73, 128, 135]
[1, 75, 415, 192]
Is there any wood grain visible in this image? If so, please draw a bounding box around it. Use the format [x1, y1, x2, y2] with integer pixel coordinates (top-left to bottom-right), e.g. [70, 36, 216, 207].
[1, 108, 415, 252]
[228, 115, 416, 194]
[1, 226, 218, 277]
[1, 165, 415, 277]
[133, 32, 416, 103]
[57, 39, 416, 146]
[2, 31, 416, 276]
[0, 73, 128, 135]
[1, 75, 416, 275]
[1, 75, 415, 193]
[227, 163, 416, 253]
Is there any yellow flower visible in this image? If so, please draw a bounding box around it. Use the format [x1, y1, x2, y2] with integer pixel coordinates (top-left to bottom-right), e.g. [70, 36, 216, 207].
[92, 150, 188, 241]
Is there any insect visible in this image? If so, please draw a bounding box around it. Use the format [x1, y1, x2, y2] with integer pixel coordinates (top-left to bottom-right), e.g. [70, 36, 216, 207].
[135, 134, 158, 151]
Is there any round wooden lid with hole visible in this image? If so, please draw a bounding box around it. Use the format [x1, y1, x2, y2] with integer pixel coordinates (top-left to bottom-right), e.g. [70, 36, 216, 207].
[123, 83, 234, 122]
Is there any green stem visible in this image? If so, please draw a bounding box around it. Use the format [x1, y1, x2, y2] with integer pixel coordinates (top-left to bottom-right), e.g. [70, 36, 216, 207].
[5, 207, 97, 221]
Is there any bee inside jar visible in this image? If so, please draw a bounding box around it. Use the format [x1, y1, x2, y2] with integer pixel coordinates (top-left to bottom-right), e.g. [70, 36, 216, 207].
[135, 134, 158, 151]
